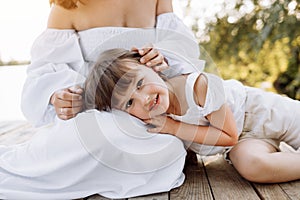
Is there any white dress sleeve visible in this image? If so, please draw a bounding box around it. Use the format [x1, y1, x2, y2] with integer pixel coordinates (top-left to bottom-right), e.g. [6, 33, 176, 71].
[21, 29, 87, 127]
[155, 13, 205, 77]
[199, 72, 226, 116]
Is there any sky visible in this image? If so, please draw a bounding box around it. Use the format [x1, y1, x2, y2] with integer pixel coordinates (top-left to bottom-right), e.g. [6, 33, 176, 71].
[0, 0, 50, 62]
[0, 1, 48, 121]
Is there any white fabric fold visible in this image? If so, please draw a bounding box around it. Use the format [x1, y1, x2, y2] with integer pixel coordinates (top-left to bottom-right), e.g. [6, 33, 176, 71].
[13, 12, 202, 199]
[0, 110, 186, 199]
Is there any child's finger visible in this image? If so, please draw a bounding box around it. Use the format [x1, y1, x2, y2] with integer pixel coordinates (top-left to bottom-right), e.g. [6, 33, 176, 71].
[147, 127, 160, 133]
[143, 119, 152, 124]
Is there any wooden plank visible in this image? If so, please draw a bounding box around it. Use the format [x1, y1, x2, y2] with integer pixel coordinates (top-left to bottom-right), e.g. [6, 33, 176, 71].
[0, 120, 28, 135]
[129, 192, 168, 200]
[85, 194, 122, 200]
[252, 183, 290, 200]
[170, 156, 213, 200]
[279, 181, 300, 200]
[202, 155, 260, 200]
[83, 190, 168, 200]
[4, 119, 297, 200]
[0, 122, 36, 145]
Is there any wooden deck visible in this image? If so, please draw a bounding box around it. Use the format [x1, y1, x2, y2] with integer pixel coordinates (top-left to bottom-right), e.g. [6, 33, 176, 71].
[1, 120, 299, 200]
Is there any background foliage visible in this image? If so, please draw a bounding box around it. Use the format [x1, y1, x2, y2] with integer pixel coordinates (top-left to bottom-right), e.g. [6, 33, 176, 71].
[182, 0, 300, 99]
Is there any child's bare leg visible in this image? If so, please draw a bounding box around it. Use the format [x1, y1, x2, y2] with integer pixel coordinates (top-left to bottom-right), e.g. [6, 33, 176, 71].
[229, 139, 300, 183]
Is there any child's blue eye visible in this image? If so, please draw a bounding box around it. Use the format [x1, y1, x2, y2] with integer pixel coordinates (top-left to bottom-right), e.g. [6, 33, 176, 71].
[125, 79, 143, 109]
[137, 79, 143, 89]
[125, 99, 133, 109]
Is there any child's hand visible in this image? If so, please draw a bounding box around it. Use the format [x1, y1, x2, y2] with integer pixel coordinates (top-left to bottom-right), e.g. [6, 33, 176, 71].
[50, 85, 83, 120]
[144, 115, 178, 135]
[131, 44, 169, 72]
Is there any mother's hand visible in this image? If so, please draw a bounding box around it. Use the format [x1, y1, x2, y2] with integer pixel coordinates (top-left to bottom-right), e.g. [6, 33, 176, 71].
[50, 85, 83, 120]
[132, 44, 169, 72]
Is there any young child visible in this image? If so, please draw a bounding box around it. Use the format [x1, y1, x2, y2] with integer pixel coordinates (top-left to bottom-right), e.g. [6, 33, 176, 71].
[84, 48, 300, 183]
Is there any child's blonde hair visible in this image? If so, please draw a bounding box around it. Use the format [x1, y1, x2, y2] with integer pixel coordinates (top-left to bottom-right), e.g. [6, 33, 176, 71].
[49, 0, 86, 9]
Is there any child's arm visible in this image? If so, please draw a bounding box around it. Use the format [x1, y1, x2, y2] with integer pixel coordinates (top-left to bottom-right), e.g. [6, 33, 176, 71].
[146, 74, 238, 146]
[146, 107, 238, 146]
[193, 73, 238, 146]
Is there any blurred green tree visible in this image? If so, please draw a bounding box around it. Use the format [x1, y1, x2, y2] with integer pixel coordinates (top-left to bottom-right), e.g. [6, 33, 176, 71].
[182, 0, 299, 99]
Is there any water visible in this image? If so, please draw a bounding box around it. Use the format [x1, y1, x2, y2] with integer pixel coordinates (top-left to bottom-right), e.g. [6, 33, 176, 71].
[0, 65, 27, 121]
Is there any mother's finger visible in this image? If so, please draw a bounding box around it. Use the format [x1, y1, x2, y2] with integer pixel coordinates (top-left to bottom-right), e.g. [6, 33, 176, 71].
[131, 45, 152, 56]
[68, 85, 83, 94]
[60, 106, 82, 116]
[57, 106, 82, 120]
[145, 53, 163, 66]
[140, 48, 159, 64]
[52, 98, 77, 108]
[57, 113, 76, 120]
[56, 90, 82, 101]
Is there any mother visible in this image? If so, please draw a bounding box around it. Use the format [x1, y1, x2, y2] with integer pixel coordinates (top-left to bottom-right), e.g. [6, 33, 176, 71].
[21, 0, 201, 126]
[0, 0, 203, 199]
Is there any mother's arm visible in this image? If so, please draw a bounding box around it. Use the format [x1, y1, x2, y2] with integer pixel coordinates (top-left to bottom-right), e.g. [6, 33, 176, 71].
[21, 30, 86, 127]
[156, 0, 173, 15]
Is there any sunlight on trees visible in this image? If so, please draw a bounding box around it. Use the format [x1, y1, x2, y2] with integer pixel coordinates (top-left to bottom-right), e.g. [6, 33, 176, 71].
[180, 0, 300, 99]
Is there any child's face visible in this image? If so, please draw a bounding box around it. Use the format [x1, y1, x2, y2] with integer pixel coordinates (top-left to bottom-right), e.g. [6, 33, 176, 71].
[113, 64, 169, 120]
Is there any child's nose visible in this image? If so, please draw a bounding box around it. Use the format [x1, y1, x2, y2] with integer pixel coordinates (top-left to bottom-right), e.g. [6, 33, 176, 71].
[134, 91, 150, 105]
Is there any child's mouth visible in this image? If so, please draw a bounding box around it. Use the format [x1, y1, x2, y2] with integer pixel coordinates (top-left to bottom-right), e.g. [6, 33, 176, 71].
[149, 94, 159, 111]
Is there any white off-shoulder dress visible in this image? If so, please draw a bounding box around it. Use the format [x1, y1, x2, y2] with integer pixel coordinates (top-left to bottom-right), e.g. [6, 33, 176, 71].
[0, 13, 204, 199]
[21, 13, 204, 127]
